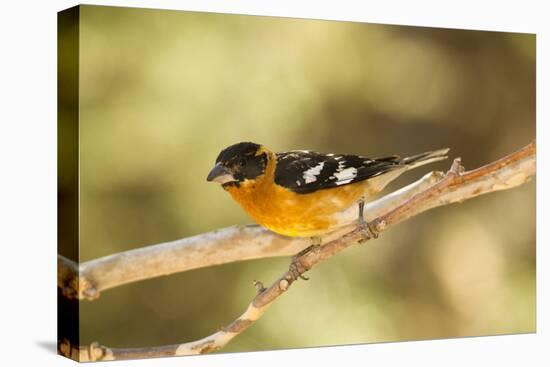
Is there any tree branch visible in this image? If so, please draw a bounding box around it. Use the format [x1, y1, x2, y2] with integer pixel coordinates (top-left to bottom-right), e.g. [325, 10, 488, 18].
[58, 170, 445, 300]
[59, 141, 535, 361]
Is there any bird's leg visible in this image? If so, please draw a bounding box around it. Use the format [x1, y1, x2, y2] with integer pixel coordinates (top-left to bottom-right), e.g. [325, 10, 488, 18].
[358, 197, 365, 224]
[289, 236, 322, 281]
[357, 197, 379, 242]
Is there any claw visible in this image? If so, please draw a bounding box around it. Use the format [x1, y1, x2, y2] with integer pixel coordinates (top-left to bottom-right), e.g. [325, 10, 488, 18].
[289, 258, 309, 280]
[358, 219, 379, 243]
[289, 244, 319, 280]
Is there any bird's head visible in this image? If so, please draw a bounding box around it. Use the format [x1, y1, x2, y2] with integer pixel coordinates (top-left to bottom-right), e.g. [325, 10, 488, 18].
[206, 142, 269, 187]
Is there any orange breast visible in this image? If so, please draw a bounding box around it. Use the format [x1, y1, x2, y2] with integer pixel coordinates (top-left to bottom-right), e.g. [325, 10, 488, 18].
[225, 155, 373, 237]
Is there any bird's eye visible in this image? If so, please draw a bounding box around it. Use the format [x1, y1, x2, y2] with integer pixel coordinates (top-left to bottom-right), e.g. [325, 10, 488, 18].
[239, 158, 247, 167]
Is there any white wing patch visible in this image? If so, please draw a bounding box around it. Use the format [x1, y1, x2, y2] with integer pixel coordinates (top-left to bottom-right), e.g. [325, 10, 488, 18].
[303, 162, 325, 184]
[334, 167, 358, 185]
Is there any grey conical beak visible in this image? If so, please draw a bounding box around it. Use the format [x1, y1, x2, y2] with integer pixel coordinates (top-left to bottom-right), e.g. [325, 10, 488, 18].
[207, 163, 236, 184]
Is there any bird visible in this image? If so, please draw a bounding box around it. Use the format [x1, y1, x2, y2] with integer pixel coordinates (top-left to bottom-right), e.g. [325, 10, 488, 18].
[207, 142, 449, 240]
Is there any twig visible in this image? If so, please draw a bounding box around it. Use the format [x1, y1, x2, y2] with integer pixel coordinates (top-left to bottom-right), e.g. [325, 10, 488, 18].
[60, 141, 535, 361]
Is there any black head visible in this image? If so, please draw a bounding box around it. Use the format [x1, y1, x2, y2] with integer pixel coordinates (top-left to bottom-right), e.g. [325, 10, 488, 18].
[207, 142, 268, 187]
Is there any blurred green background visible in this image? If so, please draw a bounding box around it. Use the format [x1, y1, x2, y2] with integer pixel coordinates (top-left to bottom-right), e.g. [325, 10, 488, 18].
[70, 5, 535, 353]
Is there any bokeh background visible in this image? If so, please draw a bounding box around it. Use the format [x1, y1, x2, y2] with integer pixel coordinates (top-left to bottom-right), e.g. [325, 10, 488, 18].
[68, 5, 535, 354]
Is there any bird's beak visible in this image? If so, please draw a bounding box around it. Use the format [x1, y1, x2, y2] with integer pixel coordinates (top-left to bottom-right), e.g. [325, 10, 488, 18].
[207, 163, 236, 184]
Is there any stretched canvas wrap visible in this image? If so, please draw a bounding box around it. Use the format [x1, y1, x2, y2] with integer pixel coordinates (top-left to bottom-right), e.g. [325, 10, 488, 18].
[57, 5, 536, 362]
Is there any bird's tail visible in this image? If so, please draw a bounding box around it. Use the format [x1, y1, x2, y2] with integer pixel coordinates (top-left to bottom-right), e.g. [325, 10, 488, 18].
[401, 148, 450, 170]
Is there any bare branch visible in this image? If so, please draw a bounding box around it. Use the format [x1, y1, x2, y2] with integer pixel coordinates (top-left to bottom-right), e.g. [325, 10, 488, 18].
[59, 141, 535, 361]
[58, 254, 79, 299]
[58, 170, 444, 300]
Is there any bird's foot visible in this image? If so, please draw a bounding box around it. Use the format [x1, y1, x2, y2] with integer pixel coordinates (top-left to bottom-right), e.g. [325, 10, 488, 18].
[357, 219, 379, 242]
[289, 244, 320, 280]
[356, 198, 379, 242]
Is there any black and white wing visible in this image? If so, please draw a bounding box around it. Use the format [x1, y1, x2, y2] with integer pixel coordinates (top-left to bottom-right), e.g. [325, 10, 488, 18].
[274, 150, 402, 194]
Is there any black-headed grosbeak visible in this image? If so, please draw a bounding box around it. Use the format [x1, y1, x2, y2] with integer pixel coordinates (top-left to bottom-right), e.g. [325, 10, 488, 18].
[207, 142, 448, 239]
